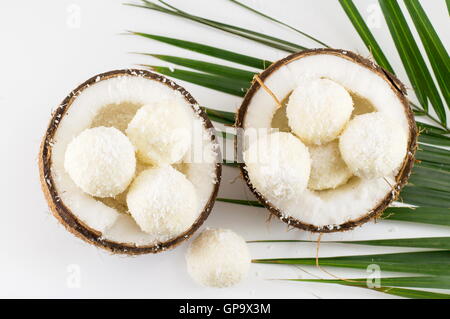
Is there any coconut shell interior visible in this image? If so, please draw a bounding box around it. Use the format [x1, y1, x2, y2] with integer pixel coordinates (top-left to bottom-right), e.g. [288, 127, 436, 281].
[236, 49, 417, 233]
[39, 69, 222, 254]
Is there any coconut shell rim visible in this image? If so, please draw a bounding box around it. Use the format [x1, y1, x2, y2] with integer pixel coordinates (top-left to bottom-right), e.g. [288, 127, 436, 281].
[235, 48, 417, 233]
[39, 69, 222, 254]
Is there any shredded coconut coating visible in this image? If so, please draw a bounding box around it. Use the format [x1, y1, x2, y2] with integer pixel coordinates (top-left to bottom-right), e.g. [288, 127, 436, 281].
[126, 100, 192, 165]
[64, 126, 136, 198]
[287, 78, 353, 145]
[339, 113, 408, 179]
[308, 140, 353, 190]
[186, 228, 250, 288]
[126, 166, 198, 241]
[244, 132, 311, 201]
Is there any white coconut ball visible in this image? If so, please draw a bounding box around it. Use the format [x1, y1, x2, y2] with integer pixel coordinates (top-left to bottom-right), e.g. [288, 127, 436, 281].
[186, 228, 251, 288]
[339, 113, 408, 179]
[126, 166, 198, 240]
[126, 100, 192, 165]
[286, 78, 354, 145]
[64, 126, 136, 198]
[308, 140, 353, 190]
[243, 131, 311, 201]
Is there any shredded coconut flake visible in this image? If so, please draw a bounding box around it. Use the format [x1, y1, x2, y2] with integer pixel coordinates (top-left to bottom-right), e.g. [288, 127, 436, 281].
[186, 228, 250, 288]
[339, 112, 407, 179]
[287, 78, 353, 145]
[308, 140, 352, 190]
[126, 100, 192, 165]
[244, 132, 311, 202]
[126, 166, 198, 241]
[64, 126, 136, 197]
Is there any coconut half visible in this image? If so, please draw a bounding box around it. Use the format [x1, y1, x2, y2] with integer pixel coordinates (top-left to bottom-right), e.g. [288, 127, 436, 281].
[236, 49, 417, 232]
[39, 69, 221, 254]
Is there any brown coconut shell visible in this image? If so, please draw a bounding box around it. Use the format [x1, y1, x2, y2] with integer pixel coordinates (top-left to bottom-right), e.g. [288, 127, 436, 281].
[236, 49, 417, 233]
[39, 69, 222, 254]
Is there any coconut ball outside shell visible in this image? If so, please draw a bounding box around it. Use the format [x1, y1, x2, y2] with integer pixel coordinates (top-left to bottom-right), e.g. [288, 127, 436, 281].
[126, 166, 198, 240]
[308, 140, 353, 190]
[186, 228, 251, 288]
[64, 126, 136, 198]
[286, 78, 353, 145]
[244, 131, 311, 201]
[339, 112, 408, 179]
[126, 100, 192, 165]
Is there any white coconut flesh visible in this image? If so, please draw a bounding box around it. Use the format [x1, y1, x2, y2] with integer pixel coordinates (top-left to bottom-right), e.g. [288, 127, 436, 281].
[50, 75, 218, 246]
[242, 53, 410, 229]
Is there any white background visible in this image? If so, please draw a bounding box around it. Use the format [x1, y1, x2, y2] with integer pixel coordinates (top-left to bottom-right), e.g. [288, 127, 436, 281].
[0, 0, 448, 299]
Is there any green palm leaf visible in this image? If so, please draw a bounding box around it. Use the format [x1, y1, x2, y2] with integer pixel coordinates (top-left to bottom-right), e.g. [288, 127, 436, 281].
[338, 0, 394, 73]
[286, 276, 450, 290]
[400, 185, 450, 208]
[379, 0, 446, 125]
[286, 275, 450, 298]
[378, 0, 426, 108]
[129, 32, 271, 69]
[248, 237, 450, 250]
[416, 144, 450, 167]
[418, 160, 450, 172]
[404, 0, 450, 110]
[339, 0, 448, 130]
[252, 251, 450, 276]
[285, 277, 450, 298]
[217, 198, 450, 226]
[228, 0, 329, 48]
[140, 53, 256, 81]
[419, 133, 450, 147]
[204, 109, 236, 125]
[416, 121, 449, 135]
[368, 287, 449, 299]
[411, 102, 449, 131]
[217, 197, 263, 207]
[134, 1, 306, 52]
[382, 206, 449, 226]
[202, 108, 236, 124]
[155, 0, 306, 52]
[218, 130, 235, 140]
[143, 65, 250, 96]
[408, 165, 450, 192]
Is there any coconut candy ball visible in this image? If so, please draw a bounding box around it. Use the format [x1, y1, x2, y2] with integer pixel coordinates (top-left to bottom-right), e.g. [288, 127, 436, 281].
[308, 140, 353, 190]
[339, 112, 408, 179]
[126, 166, 198, 239]
[186, 228, 251, 288]
[64, 126, 136, 198]
[286, 78, 354, 145]
[126, 100, 192, 165]
[243, 131, 311, 201]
